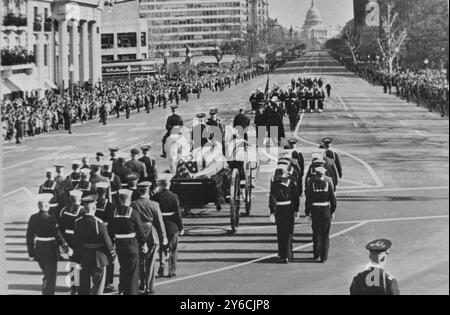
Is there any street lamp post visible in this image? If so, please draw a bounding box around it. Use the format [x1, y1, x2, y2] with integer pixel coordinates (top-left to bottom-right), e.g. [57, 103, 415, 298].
[69, 64, 75, 100]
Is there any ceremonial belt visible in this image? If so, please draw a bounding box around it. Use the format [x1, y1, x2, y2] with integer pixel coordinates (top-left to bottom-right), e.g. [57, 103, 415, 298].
[276, 201, 291, 206]
[65, 229, 74, 235]
[115, 233, 136, 239]
[83, 243, 103, 249]
[35, 237, 56, 242]
[162, 212, 175, 217]
[312, 202, 330, 207]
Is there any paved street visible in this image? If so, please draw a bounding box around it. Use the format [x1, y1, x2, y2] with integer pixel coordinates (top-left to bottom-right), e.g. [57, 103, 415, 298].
[2, 51, 449, 295]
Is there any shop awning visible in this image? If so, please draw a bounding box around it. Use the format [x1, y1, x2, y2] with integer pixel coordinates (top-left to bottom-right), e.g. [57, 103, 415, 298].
[44, 80, 58, 90]
[1, 79, 19, 95]
[6, 73, 42, 92]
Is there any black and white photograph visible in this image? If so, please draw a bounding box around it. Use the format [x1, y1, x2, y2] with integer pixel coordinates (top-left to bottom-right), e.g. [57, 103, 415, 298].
[0, 0, 448, 299]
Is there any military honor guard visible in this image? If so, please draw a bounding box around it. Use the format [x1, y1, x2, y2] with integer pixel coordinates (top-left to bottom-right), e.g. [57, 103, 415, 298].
[350, 240, 400, 295]
[304, 167, 337, 263]
[139, 145, 158, 187]
[73, 195, 116, 295]
[269, 169, 300, 263]
[131, 181, 167, 295]
[109, 189, 148, 295]
[125, 148, 148, 182]
[26, 194, 69, 295]
[153, 175, 184, 278]
[321, 137, 343, 180]
[75, 169, 97, 197]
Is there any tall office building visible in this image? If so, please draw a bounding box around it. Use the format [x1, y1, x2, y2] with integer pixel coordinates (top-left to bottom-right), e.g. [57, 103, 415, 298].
[248, 0, 268, 35]
[139, 0, 248, 58]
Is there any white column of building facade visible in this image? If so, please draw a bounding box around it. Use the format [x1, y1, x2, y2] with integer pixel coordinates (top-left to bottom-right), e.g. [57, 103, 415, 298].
[70, 19, 80, 84]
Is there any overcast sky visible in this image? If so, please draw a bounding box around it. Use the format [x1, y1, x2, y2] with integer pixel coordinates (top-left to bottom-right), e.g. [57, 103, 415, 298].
[268, 0, 354, 29]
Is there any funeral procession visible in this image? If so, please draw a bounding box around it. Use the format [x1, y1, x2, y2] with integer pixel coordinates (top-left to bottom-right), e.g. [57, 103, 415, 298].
[0, 0, 448, 299]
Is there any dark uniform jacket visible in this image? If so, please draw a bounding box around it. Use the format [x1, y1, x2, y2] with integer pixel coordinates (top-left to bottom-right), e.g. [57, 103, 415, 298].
[304, 177, 337, 217]
[233, 113, 251, 129]
[139, 156, 157, 186]
[109, 206, 147, 255]
[269, 180, 300, 215]
[75, 180, 97, 197]
[73, 214, 116, 269]
[153, 189, 183, 236]
[90, 174, 110, 186]
[125, 159, 147, 181]
[166, 114, 184, 133]
[26, 211, 68, 263]
[95, 199, 115, 225]
[325, 149, 343, 179]
[59, 204, 85, 248]
[350, 264, 400, 295]
[131, 198, 166, 245]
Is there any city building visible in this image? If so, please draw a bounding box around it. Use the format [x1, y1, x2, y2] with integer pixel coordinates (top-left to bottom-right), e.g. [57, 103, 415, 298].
[1, 0, 103, 99]
[248, 0, 268, 35]
[139, 0, 248, 59]
[299, 0, 341, 50]
[101, 0, 156, 80]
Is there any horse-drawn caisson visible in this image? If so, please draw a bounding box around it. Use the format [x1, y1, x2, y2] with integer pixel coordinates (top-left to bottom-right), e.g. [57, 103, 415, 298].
[163, 121, 259, 233]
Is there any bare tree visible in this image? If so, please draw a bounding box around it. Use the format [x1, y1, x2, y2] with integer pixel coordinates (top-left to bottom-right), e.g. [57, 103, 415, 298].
[342, 22, 363, 65]
[377, 0, 408, 74]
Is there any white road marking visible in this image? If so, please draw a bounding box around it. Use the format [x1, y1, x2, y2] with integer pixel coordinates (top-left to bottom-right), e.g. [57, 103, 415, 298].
[337, 95, 349, 111]
[340, 179, 372, 187]
[353, 122, 359, 128]
[2, 149, 68, 171]
[3, 187, 35, 199]
[155, 222, 368, 287]
[236, 215, 450, 232]
[295, 113, 384, 188]
[338, 186, 449, 194]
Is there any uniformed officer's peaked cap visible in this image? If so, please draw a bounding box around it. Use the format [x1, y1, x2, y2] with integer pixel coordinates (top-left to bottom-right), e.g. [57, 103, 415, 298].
[102, 160, 112, 168]
[366, 239, 392, 253]
[196, 113, 206, 119]
[288, 139, 298, 146]
[137, 181, 152, 190]
[314, 167, 327, 175]
[322, 137, 333, 145]
[37, 193, 53, 203]
[72, 161, 81, 167]
[96, 152, 105, 157]
[69, 190, 83, 199]
[54, 165, 65, 170]
[209, 108, 218, 115]
[81, 195, 97, 205]
[126, 174, 138, 181]
[141, 145, 151, 152]
[109, 147, 119, 152]
[171, 105, 178, 110]
[131, 148, 140, 155]
[96, 182, 109, 190]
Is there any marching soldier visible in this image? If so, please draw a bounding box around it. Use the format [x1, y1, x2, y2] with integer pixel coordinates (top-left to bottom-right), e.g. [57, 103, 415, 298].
[109, 189, 148, 295]
[39, 169, 62, 216]
[94, 182, 116, 292]
[73, 195, 116, 295]
[161, 105, 184, 158]
[67, 161, 82, 188]
[321, 137, 343, 180]
[233, 109, 251, 142]
[269, 169, 300, 264]
[125, 149, 148, 182]
[304, 167, 337, 263]
[102, 161, 122, 205]
[139, 145, 158, 187]
[109, 147, 119, 174]
[131, 182, 167, 295]
[95, 152, 105, 163]
[81, 157, 90, 170]
[350, 239, 400, 295]
[317, 88, 325, 113]
[59, 190, 85, 295]
[206, 108, 226, 154]
[99, 103, 108, 125]
[153, 175, 184, 278]
[325, 82, 332, 98]
[26, 193, 69, 295]
[125, 174, 141, 201]
[75, 169, 97, 197]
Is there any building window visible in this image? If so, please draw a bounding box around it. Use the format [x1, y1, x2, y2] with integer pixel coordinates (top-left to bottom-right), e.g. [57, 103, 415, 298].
[102, 55, 114, 63]
[33, 44, 37, 64]
[141, 53, 147, 59]
[141, 32, 146, 47]
[117, 33, 137, 48]
[44, 44, 48, 66]
[101, 34, 114, 49]
[118, 54, 136, 61]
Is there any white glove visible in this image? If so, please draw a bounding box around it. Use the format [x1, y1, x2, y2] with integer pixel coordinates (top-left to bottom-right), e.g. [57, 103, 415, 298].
[180, 229, 185, 236]
[162, 237, 169, 246]
[67, 248, 74, 257]
[141, 244, 149, 255]
[332, 213, 335, 220]
[269, 214, 276, 224]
